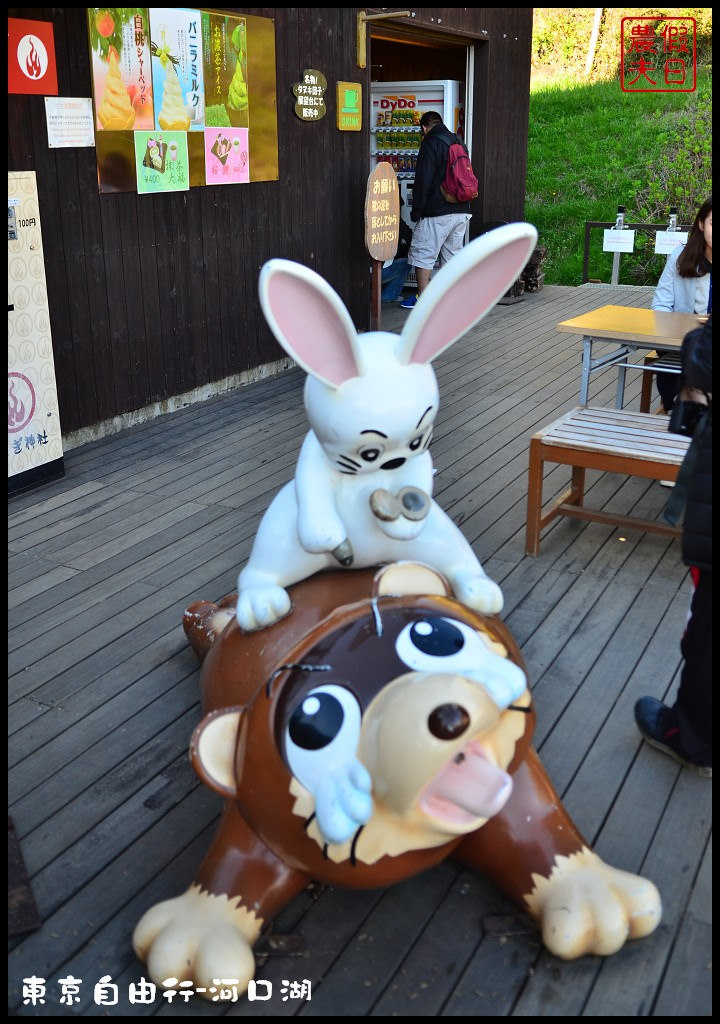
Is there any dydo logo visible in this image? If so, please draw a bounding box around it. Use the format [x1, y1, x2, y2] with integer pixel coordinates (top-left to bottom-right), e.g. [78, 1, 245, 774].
[379, 95, 417, 110]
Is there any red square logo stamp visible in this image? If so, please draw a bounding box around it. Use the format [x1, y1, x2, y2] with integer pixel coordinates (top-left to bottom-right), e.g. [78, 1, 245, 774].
[621, 16, 696, 92]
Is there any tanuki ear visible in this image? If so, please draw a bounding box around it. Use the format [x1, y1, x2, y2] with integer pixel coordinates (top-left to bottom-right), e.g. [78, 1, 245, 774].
[190, 708, 244, 797]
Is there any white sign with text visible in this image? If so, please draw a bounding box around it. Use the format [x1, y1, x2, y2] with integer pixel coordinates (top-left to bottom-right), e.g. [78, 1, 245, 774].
[654, 230, 689, 255]
[44, 97, 95, 148]
[603, 229, 636, 253]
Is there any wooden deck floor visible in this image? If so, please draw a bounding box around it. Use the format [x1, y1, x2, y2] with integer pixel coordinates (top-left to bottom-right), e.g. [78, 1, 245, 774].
[8, 284, 711, 1017]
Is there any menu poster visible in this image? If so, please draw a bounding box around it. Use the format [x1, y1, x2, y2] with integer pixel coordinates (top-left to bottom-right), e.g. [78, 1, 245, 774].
[134, 130, 190, 194]
[204, 128, 249, 185]
[149, 8, 205, 132]
[202, 12, 249, 129]
[89, 8, 277, 192]
[87, 8, 154, 131]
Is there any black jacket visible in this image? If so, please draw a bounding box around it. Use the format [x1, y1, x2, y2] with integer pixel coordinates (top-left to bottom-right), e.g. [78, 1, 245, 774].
[411, 123, 471, 221]
[680, 317, 712, 570]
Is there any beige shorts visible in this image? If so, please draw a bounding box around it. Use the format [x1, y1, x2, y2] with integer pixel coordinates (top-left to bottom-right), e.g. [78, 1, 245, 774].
[408, 213, 472, 270]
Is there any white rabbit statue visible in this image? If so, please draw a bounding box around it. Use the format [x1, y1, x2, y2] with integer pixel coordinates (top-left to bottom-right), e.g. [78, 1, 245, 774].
[236, 222, 538, 631]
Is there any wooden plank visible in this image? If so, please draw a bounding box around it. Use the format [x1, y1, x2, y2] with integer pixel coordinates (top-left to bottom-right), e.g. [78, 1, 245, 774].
[6, 282, 708, 1017]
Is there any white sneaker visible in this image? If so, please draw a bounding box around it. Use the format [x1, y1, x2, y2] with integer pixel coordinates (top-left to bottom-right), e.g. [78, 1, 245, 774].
[659, 479, 674, 488]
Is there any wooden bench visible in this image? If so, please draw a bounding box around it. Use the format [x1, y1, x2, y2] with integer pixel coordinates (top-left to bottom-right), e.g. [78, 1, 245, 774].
[526, 406, 690, 555]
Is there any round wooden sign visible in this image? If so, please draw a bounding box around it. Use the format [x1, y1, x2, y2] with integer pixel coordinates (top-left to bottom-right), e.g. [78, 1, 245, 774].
[364, 161, 400, 262]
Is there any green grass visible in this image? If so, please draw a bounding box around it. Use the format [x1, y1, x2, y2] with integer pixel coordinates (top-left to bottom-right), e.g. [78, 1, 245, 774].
[525, 70, 712, 285]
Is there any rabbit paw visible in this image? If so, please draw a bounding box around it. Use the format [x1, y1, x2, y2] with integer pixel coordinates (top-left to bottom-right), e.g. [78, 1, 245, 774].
[453, 574, 504, 615]
[236, 584, 291, 631]
[297, 515, 349, 556]
[526, 848, 662, 959]
[133, 885, 260, 1001]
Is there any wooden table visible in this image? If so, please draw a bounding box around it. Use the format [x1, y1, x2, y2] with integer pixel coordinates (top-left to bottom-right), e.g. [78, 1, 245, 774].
[556, 305, 701, 408]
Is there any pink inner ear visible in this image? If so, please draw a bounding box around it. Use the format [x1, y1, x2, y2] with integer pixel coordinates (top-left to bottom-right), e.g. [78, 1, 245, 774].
[268, 275, 359, 386]
[410, 238, 532, 364]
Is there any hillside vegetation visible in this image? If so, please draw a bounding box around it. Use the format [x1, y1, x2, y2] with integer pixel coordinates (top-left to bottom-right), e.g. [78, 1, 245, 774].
[526, 8, 712, 285]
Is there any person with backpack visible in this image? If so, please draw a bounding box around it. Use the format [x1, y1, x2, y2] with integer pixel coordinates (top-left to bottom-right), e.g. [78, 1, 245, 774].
[401, 110, 477, 309]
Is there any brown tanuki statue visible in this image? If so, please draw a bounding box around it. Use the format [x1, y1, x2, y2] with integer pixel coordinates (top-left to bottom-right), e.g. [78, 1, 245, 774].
[133, 562, 661, 1001]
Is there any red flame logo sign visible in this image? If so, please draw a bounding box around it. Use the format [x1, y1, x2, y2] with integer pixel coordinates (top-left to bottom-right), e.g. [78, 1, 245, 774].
[26, 40, 42, 78]
[8, 373, 36, 433]
[18, 34, 49, 82]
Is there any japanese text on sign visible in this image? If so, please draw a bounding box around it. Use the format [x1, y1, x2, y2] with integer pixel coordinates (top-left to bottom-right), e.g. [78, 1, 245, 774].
[365, 163, 400, 261]
[292, 69, 327, 121]
[621, 17, 696, 92]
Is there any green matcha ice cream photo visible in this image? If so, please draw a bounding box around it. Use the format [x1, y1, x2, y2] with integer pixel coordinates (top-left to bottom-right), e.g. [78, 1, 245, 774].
[226, 57, 249, 126]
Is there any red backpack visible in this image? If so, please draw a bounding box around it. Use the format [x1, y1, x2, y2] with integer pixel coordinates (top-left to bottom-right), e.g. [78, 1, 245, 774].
[440, 137, 479, 204]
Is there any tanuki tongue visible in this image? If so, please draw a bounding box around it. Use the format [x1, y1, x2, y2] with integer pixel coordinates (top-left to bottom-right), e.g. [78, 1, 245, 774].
[419, 742, 513, 824]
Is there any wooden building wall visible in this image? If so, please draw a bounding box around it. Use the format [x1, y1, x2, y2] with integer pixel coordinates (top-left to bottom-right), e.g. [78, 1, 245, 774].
[8, 7, 533, 438]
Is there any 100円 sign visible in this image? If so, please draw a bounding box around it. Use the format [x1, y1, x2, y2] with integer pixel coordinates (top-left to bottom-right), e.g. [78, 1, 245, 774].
[364, 161, 399, 262]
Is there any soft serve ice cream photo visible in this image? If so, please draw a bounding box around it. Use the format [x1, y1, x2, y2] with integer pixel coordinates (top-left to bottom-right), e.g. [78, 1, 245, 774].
[149, 9, 205, 131]
[88, 9, 154, 131]
[157, 63, 191, 131]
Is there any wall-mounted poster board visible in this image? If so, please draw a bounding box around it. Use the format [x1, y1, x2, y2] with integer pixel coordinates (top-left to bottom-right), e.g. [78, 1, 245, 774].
[86, 8, 278, 193]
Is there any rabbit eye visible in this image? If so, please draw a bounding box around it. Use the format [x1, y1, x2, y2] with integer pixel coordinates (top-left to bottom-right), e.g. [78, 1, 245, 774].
[409, 434, 423, 451]
[359, 445, 384, 462]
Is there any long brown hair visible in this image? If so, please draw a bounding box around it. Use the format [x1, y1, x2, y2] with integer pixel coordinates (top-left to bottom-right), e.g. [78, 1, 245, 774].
[676, 196, 712, 278]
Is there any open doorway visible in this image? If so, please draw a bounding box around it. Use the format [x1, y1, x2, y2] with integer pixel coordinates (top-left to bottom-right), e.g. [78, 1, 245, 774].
[369, 22, 476, 294]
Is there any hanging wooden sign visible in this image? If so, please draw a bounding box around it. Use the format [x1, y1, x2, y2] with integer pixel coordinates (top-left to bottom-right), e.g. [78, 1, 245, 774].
[364, 161, 400, 262]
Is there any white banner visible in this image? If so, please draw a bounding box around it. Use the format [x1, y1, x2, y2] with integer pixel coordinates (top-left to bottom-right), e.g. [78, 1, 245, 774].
[8, 171, 64, 480]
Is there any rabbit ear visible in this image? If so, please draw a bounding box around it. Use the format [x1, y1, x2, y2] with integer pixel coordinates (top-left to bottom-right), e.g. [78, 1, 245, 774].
[398, 223, 538, 365]
[259, 259, 363, 388]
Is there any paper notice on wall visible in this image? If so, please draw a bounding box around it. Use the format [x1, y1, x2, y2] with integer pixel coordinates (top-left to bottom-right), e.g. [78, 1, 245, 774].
[45, 97, 95, 147]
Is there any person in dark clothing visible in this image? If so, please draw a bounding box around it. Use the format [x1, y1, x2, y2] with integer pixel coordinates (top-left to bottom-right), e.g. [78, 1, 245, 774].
[634, 315, 712, 776]
[381, 203, 413, 303]
[401, 110, 472, 309]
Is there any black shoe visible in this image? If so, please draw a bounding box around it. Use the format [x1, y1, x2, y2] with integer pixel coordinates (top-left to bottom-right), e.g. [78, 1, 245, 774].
[634, 697, 712, 777]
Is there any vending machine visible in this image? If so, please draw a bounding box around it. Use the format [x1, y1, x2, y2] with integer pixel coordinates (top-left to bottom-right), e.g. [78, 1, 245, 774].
[370, 80, 465, 230]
